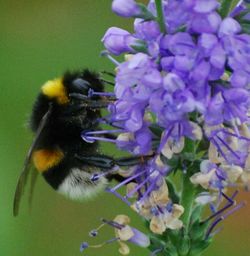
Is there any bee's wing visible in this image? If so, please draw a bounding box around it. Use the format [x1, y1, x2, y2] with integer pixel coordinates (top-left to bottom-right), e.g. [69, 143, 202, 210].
[13, 104, 52, 216]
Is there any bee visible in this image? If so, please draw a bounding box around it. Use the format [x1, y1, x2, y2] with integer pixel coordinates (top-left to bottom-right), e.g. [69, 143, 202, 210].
[13, 69, 142, 216]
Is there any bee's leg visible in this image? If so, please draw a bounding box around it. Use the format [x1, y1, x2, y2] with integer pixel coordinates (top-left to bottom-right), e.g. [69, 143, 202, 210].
[69, 93, 111, 109]
[75, 154, 152, 169]
[75, 154, 115, 169]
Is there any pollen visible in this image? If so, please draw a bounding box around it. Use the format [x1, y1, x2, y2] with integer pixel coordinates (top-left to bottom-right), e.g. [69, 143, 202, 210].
[32, 149, 64, 172]
[41, 78, 69, 104]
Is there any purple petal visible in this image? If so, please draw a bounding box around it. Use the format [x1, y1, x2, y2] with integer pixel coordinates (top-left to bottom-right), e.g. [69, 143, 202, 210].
[102, 27, 135, 55]
[190, 61, 211, 82]
[223, 88, 249, 103]
[112, 0, 141, 17]
[230, 70, 249, 87]
[125, 108, 143, 132]
[218, 17, 241, 37]
[174, 55, 195, 71]
[210, 45, 226, 69]
[205, 93, 224, 125]
[163, 73, 185, 92]
[161, 56, 174, 71]
[129, 228, 150, 247]
[167, 33, 195, 55]
[134, 19, 161, 40]
[193, 0, 219, 13]
[141, 68, 162, 89]
[198, 33, 218, 53]
[191, 12, 221, 34]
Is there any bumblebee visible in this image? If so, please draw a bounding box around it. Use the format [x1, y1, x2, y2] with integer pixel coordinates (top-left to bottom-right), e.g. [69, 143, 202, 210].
[13, 69, 140, 216]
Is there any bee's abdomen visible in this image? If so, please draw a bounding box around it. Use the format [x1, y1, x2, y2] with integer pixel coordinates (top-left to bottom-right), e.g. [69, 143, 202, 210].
[57, 167, 107, 200]
[32, 148, 64, 173]
[35, 150, 107, 199]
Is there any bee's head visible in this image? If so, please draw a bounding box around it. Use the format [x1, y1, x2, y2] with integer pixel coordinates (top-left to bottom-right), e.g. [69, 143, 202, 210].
[30, 70, 104, 132]
[41, 69, 104, 106]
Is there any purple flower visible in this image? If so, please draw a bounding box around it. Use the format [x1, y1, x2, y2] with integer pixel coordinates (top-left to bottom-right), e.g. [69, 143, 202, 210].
[190, 12, 221, 34]
[134, 19, 161, 41]
[193, 0, 219, 14]
[98, 2, 250, 252]
[102, 27, 136, 55]
[116, 125, 152, 154]
[218, 17, 241, 37]
[112, 0, 141, 17]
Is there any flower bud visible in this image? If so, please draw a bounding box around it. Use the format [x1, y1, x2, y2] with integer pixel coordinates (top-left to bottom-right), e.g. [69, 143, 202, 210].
[112, 0, 141, 17]
[102, 27, 136, 55]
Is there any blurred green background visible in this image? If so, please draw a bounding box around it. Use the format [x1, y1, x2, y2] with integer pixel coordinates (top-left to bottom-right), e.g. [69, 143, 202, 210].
[0, 1, 249, 255]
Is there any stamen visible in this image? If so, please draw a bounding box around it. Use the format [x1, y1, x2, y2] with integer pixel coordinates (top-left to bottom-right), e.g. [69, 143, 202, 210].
[150, 247, 164, 256]
[85, 129, 123, 135]
[216, 135, 240, 159]
[101, 218, 125, 230]
[90, 167, 118, 182]
[209, 226, 223, 237]
[204, 191, 238, 223]
[89, 229, 98, 237]
[80, 237, 120, 252]
[221, 129, 250, 141]
[215, 167, 226, 181]
[210, 138, 229, 162]
[105, 187, 131, 206]
[88, 88, 115, 98]
[110, 169, 148, 192]
[81, 134, 117, 144]
[139, 176, 158, 202]
[80, 242, 89, 252]
[125, 172, 154, 198]
[157, 125, 174, 154]
[101, 51, 120, 66]
[206, 201, 245, 239]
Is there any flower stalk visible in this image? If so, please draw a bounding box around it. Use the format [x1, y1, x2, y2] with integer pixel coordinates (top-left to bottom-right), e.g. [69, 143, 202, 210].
[155, 0, 166, 33]
[180, 169, 197, 234]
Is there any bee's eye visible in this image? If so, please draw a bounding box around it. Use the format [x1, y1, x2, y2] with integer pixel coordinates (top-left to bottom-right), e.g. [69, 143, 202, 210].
[71, 78, 90, 93]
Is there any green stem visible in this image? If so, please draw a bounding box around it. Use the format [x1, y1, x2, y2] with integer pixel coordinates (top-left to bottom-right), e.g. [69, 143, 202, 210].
[180, 171, 196, 233]
[155, 0, 166, 33]
[219, 0, 240, 18]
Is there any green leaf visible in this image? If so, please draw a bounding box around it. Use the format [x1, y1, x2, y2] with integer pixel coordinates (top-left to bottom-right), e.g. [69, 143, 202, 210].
[189, 221, 209, 241]
[234, 8, 250, 20]
[240, 20, 250, 34]
[149, 124, 164, 138]
[188, 239, 212, 256]
[219, 0, 240, 18]
[178, 235, 191, 256]
[190, 205, 203, 224]
[166, 179, 180, 203]
[167, 229, 180, 247]
[130, 40, 148, 54]
[137, 3, 156, 20]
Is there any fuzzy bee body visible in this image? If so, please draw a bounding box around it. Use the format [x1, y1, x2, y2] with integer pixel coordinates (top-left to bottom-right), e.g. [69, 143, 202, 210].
[13, 70, 109, 216]
[31, 70, 107, 198]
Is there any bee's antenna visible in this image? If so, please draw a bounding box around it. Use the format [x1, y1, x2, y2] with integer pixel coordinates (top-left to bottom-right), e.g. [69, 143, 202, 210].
[100, 70, 115, 77]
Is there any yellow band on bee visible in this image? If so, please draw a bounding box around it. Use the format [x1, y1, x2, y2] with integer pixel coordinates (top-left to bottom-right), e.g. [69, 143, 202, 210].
[41, 78, 69, 104]
[32, 149, 64, 172]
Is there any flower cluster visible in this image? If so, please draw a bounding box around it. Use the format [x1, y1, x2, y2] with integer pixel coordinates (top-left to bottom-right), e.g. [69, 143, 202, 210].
[81, 0, 250, 255]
